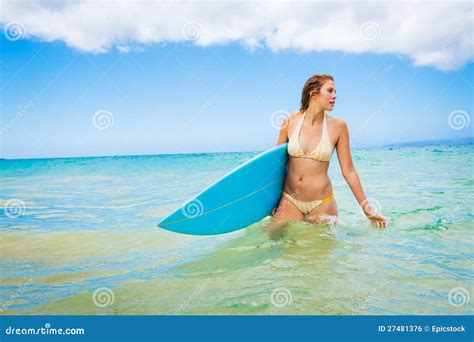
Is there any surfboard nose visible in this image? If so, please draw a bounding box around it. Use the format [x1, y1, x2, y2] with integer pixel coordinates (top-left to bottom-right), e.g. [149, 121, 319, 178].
[156, 143, 288, 235]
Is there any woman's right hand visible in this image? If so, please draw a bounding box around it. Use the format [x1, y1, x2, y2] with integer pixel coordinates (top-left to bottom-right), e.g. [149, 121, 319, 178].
[367, 212, 388, 228]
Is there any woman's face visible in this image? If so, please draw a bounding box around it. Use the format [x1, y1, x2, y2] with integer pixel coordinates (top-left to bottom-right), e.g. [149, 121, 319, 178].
[312, 80, 337, 111]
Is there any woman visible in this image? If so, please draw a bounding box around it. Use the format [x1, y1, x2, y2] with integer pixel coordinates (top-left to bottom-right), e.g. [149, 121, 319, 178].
[267, 74, 387, 232]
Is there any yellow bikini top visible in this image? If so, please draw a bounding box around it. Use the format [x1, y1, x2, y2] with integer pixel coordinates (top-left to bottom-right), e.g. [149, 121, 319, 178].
[287, 111, 334, 162]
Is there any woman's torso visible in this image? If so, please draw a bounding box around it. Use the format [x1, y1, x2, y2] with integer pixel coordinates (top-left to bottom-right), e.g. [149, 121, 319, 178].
[284, 111, 337, 201]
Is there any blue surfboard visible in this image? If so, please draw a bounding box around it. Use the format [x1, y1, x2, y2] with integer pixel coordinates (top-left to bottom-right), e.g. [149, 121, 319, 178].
[157, 143, 288, 235]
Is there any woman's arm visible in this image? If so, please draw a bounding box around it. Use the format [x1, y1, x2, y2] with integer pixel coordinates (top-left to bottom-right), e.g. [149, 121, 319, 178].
[275, 115, 291, 145]
[335, 120, 387, 228]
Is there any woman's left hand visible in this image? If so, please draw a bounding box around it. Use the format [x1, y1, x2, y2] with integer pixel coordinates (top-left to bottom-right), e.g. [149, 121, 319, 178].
[367, 212, 388, 228]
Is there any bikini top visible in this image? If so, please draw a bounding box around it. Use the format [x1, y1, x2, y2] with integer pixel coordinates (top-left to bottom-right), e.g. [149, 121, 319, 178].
[287, 111, 334, 162]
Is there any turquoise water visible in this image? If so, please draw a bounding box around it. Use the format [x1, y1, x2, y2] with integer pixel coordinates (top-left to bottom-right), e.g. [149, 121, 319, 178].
[1, 145, 473, 315]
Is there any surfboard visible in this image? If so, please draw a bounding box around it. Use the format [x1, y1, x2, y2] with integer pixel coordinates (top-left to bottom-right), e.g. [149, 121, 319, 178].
[157, 143, 288, 235]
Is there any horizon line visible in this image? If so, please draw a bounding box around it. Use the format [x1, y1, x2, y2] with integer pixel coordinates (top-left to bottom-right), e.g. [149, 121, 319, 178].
[1, 137, 472, 161]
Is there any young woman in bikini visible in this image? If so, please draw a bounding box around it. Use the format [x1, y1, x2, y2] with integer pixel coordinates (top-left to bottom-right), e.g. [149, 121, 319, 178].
[267, 74, 387, 233]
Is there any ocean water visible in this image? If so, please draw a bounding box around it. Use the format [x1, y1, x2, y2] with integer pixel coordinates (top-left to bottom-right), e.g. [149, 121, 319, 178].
[0, 144, 473, 315]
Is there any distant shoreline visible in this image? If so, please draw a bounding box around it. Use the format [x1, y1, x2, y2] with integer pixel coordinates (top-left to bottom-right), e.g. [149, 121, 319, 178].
[382, 137, 473, 148]
[2, 137, 473, 161]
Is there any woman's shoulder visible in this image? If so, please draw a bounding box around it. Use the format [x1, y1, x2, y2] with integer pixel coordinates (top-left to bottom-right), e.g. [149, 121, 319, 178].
[281, 110, 302, 129]
[288, 110, 303, 120]
[326, 114, 348, 129]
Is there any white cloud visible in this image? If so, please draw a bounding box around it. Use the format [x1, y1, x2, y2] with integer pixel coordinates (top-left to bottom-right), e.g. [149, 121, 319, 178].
[1, 0, 472, 71]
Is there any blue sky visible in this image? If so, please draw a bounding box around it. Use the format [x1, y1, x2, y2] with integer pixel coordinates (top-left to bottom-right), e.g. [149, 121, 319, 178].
[1, 1, 473, 159]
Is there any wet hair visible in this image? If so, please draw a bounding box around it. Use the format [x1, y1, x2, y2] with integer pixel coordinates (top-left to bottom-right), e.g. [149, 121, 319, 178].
[300, 74, 334, 112]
